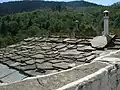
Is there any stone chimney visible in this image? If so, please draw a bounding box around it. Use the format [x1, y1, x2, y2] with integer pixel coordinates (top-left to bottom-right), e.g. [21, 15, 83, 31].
[103, 10, 109, 36]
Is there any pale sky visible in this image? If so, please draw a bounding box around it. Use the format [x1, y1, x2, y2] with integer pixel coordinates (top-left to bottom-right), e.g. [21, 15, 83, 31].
[84, 0, 119, 5]
[0, 0, 119, 5]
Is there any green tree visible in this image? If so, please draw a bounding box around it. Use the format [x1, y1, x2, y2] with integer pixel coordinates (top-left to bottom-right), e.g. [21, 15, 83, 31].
[0, 21, 7, 36]
[27, 25, 40, 36]
[8, 21, 18, 35]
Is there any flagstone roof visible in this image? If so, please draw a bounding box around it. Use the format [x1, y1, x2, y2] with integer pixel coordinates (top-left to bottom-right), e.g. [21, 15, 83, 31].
[0, 36, 119, 83]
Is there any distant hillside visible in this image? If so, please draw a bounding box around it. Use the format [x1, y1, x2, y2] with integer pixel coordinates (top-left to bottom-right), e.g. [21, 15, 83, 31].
[0, 1, 99, 15]
[113, 1, 120, 5]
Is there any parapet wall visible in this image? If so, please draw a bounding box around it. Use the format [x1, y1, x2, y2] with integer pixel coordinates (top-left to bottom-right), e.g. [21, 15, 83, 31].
[58, 63, 120, 90]
[1, 50, 120, 90]
[58, 50, 120, 90]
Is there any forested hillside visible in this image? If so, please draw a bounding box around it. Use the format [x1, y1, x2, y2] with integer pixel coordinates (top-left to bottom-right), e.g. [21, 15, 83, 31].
[0, 1, 120, 48]
[0, 1, 98, 15]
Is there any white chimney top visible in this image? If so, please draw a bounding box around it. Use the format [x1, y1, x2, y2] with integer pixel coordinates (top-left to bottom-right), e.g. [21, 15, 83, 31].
[103, 10, 109, 13]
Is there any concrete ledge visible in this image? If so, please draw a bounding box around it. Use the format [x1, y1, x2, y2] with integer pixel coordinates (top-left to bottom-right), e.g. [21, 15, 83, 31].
[0, 61, 108, 90]
[57, 65, 114, 90]
[1, 50, 120, 90]
[94, 50, 120, 64]
[57, 50, 120, 90]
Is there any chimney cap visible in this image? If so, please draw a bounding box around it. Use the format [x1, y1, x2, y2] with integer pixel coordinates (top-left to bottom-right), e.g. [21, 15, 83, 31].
[103, 10, 109, 13]
[75, 20, 79, 23]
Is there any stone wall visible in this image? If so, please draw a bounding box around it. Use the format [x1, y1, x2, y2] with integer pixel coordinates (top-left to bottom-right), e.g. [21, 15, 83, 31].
[1, 50, 120, 90]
